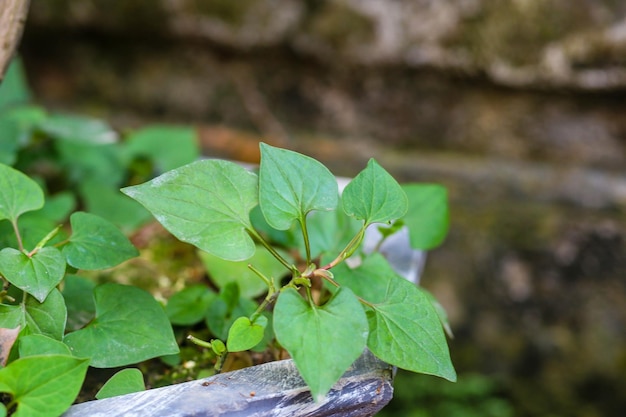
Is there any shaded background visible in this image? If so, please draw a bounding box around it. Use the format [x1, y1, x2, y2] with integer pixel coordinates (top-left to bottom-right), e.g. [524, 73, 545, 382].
[12, 1, 626, 416]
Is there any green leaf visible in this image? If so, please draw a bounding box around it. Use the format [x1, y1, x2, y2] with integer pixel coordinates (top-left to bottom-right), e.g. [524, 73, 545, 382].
[79, 181, 151, 232]
[0, 354, 89, 417]
[296, 207, 362, 261]
[166, 285, 215, 326]
[205, 285, 257, 340]
[199, 245, 291, 299]
[38, 114, 118, 144]
[226, 315, 268, 352]
[0, 247, 66, 302]
[0, 57, 31, 110]
[122, 159, 259, 261]
[336, 254, 456, 382]
[0, 304, 22, 329]
[273, 287, 368, 401]
[0, 116, 20, 165]
[0, 163, 44, 222]
[402, 184, 449, 249]
[122, 125, 199, 173]
[95, 368, 145, 400]
[24, 290, 67, 340]
[259, 143, 338, 230]
[63, 283, 179, 368]
[342, 159, 408, 226]
[18, 334, 72, 357]
[0, 106, 47, 164]
[61, 275, 96, 331]
[63, 212, 138, 270]
[37, 191, 76, 223]
[55, 141, 125, 188]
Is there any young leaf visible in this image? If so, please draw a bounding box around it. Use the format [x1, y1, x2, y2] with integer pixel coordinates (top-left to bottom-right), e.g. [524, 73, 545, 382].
[199, 245, 292, 299]
[0, 163, 44, 223]
[205, 288, 257, 341]
[342, 159, 408, 226]
[95, 368, 145, 400]
[0, 354, 89, 417]
[166, 285, 215, 326]
[402, 184, 449, 249]
[259, 143, 338, 230]
[63, 283, 179, 368]
[63, 212, 138, 270]
[0, 247, 66, 303]
[335, 254, 456, 382]
[122, 160, 259, 261]
[226, 315, 268, 352]
[273, 287, 368, 401]
[24, 289, 67, 340]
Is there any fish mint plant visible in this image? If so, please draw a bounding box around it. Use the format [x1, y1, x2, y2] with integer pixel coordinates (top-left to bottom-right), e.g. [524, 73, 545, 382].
[123, 142, 456, 400]
[0, 163, 179, 417]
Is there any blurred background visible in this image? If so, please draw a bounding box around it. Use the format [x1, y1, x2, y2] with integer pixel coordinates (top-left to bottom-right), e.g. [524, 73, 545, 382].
[8, 1, 626, 416]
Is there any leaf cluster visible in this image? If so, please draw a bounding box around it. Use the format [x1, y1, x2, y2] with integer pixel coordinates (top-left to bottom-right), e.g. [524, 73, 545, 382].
[0, 163, 180, 417]
[0, 59, 188, 417]
[0, 58, 200, 235]
[125, 143, 456, 401]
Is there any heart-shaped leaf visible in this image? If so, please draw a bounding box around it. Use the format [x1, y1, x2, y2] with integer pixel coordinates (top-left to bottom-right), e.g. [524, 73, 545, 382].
[0, 305, 22, 329]
[227, 315, 268, 352]
[24, 289, 67, 340]
[61, 275, 96, 332]
[0, 163, 44, 223]
[259, 143, 338, 230]
[335, 254, 456, 382]
[342, 159, 408, 226]
[95, 368, 145, 400]
[273, 287, 368, 401]
[63, 212, 138, 270]
[18, 334, 72, 357]
[63, 283, 179, 368]
[0, 247, 66, 302]
[122, 159, 259, 261]
[165, 285, 215, 326]
[402, 184, 449, 249]
[0, 354, 89, 417]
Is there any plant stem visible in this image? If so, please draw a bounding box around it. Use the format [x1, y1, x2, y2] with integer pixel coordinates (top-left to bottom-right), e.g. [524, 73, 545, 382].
[250, 290, 279, 323]
[29, 224, 62, 256]
[319, 227, 365, 271]
[313, 271, 376, 309]
[11, 219, 24, 252]
[247, 228, 294, 271]
[247, 264, 273, 290]
[299, 217, 312, 263]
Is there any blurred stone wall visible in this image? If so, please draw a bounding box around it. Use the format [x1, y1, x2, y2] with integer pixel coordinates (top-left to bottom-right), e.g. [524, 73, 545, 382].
[16, 1, 626, 416]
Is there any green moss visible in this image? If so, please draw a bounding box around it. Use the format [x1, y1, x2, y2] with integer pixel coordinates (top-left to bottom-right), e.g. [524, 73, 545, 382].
[305, 2, 375, 51]
[450, 0, 596, 66]
[190, 0, 258, 27]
